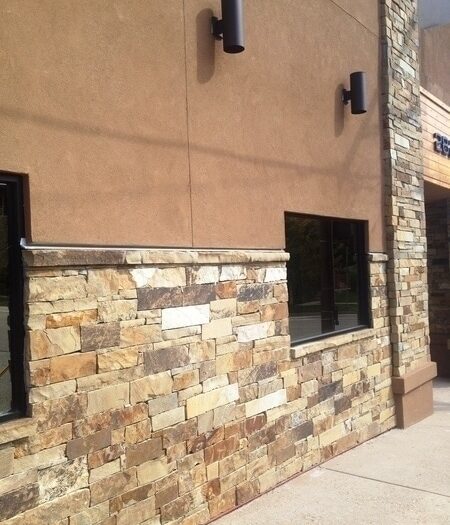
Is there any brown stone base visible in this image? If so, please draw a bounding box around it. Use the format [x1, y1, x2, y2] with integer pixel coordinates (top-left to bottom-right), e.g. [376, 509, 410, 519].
[392, 362, 437, 428]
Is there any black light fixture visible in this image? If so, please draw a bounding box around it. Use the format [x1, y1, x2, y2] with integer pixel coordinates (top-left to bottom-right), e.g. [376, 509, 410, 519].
[212, 0, 245, 54]
[342, 72, 367, 114]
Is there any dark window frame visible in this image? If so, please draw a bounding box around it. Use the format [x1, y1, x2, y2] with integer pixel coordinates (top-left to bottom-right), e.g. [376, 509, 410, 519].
[285, 212, 370, 345]
[0, 172, 26, 423]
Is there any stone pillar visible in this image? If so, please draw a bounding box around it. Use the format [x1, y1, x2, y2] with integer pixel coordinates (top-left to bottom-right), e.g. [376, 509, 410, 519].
[380, 0, 436, 427]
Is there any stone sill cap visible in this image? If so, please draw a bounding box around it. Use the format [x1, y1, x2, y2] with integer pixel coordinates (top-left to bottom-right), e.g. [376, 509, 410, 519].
[22, 245, 290, 268]
[392, 361, 437, 395]
[291, 328, 375, 359]
[0, 417, 36, 446]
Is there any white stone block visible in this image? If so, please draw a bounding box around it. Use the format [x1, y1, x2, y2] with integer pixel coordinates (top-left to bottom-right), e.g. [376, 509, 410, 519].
[236, 321, 273, 343]
[131, 267, 186, 288]
[245, 389, 287, 417]
[186, 383, 239, 418]
[161, 304, 210, 330]
[264, 267, 287, 282]
[219, 266, 247, 281]
[192, 266, 220, 284]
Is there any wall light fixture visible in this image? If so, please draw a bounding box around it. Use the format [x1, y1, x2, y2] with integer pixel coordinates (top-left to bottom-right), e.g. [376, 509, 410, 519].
[342, 72, 367, 114]
[212, 0, 245, 54]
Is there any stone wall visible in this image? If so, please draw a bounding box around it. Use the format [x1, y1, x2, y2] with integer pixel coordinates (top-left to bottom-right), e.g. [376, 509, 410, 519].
[380, 0, 431, 375]
[0, 248, 395, 525]
[426, 199, 450, 377]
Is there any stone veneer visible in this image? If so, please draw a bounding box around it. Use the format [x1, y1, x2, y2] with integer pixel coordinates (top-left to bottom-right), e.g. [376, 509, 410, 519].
[380, 0, 436, 425]
[426, 199, 450, 377]
[0, 248, 395, 524]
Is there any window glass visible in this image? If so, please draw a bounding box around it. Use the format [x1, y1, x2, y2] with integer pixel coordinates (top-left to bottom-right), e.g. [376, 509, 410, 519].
[286, 214, 368, 344]
[0, 186, 12, 417]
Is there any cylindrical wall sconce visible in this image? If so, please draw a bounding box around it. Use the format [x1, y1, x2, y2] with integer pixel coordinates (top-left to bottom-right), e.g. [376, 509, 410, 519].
[212, 0, 245, 54]
[342, 72, 368, 114]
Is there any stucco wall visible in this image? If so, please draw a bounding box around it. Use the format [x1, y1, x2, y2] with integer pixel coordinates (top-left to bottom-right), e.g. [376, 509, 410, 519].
[420, 23, 450, 107]
[0, 0, 383, 251]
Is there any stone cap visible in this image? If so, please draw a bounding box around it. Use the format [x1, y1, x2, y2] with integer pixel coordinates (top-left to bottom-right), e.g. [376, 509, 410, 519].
[22, 246, 290, 268]
[392, 361, 437, 395]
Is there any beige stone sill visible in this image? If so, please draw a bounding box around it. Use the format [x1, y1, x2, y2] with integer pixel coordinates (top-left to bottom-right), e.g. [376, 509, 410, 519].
[22, 246, 290, 268]
[0, 417, 37, 445]
[368, 252, 388, 263]
[291, 328, 375, 359]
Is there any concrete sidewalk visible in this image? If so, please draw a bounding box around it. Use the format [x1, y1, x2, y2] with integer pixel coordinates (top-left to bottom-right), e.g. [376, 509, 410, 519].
[215, 379, 450, 525]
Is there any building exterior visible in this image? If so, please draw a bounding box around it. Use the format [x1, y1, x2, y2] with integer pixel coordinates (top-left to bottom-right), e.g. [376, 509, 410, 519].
[0, 1, 444, 523]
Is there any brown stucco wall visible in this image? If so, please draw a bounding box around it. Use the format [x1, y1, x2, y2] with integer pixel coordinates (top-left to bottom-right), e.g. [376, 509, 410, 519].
[420, 23, 450, 107]
[0, 0, 383, 251]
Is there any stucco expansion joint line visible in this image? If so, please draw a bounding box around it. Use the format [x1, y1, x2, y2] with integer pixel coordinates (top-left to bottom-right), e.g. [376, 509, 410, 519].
[321, 467, 450, 499]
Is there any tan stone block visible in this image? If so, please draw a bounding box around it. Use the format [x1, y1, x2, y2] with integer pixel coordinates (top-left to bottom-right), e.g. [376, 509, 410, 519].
[29, 380, 77, 403]
[90, 469, 137, 505]
[137, 458, 171, 485]
[97, 347, 139, 372]
[207, 462, 219, 481]
[27, 276, 87, 302]
[29, 326, 81, 360]
[189, 340, 215, 363]
[38, 457, 89, 503]
[178, 384, 203, 403]
[14, 444, 67, 474]
[210, 299, 237, 320]
[202, 318, 232, 340]
[173, 369, 199, 391]
[89, 458, 121, 484]
[203, 374, 229, 392]
[152, 407, 186, 431]
[319, 423, 346, 447]
[130, 372, 172, 403]
[87, 269, 122, 296]
[208, 487, 236, 518]
[125, 420, 152, 444]
[216, 350, 252, 375]
[46, 309, 97, 329]
[98, 300, 137, 323]
[245, 389, 287, 418]
[0, 448, 13, 478]
[186, 384, 239, 418]
[342, 370, 360, 387]
[367, 363, 382, 378]
[117, 498, 156, 525]
[49, 352, 96, 382]
[69, 501, 109, 525]
[87, 383, 130, 415]
[120, 324, 162, 347]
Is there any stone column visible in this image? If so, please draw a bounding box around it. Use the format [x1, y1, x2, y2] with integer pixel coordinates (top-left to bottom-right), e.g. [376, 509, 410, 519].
[380, 0, 436, 427]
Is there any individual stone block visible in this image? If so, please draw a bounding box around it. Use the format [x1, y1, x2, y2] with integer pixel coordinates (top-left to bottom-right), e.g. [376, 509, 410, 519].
[219, 266, 246, 281]
[318, 380, 343, 402]
[81, 323, 120, 352]
[97, 347, 139, 372]
[161, 304, 210, 330]
[152, 407, 186, 431]
[29, 380, 77, 403]
[98, 300, 137, 322]
[90, 469, 137, 505]
[131, 267, 186, 288]
[182, 284, 216, 306]
[87, 383, 130, 415]
[137, 458, 171, 485]
[144, 345, 190, 374]
[245, 389, 287, 417]
[210, 298, 237, 320]
[89, 458, 121, 483]
[0, 483, 39, 521]
[203, 374, 229, 392]
[117, 498, 156, 525]
[318, 423, 346, 447]
[27, 276, 87, 302]
[237, 284, 271, 302]
[46, 309, 97, 329]
[148, 393, 178, 417]
[216, 282, 237, 299]
[29, 327, 81, 360]
[137, 287, 183, 310]
[69, 501, 110, 525]
[87, 269, 122, 296]
[202, 318, 232, 340]
[162, 419, 197, 448]
[0, 447, 13, 478]
[120, 324, 162, 347]
[186, 384, 239, 418]
[49, 352, 96, 382]
[38, 457, 89, 503]
[216, 350, 252, 375]
[126, 438, 163, 468]
[130, 372, 173, 403]
[173, 369, 199, 391]
[236, 322, 274, 343]
[67, 428, 111, 459]
[264, 267, 287, 282]
[189, 266, 220, 285]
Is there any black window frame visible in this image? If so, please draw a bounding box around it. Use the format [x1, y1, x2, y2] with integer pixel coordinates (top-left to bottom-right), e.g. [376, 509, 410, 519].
[285, 212, 370, 345]
[0, 172, 26, 423]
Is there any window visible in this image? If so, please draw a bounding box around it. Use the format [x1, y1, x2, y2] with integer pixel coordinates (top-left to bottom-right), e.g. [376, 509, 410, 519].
[285, 213, 369, 344]
[0, 174, 25, 422]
